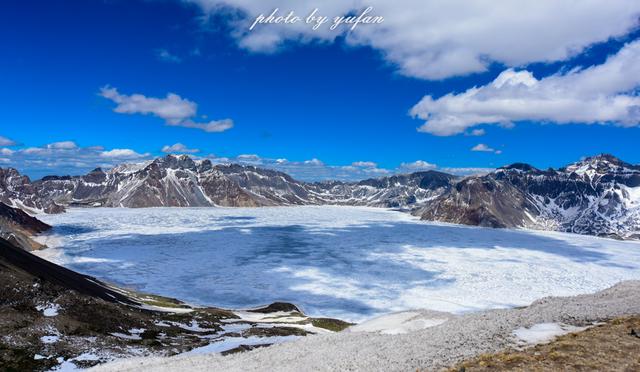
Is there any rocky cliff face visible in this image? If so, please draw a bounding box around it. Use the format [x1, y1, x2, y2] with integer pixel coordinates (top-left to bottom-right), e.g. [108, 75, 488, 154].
[0, 202, 51, 250]
[0, 155, 455, 212]
[0, 168, 64, 213]
[31, 156, 262, 209]
[418, 155, 640, 240]
[312, 171, 456, 209]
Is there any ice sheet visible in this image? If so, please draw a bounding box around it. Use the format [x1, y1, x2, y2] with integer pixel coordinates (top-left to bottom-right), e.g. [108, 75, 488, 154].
[36, 206, 640, 322]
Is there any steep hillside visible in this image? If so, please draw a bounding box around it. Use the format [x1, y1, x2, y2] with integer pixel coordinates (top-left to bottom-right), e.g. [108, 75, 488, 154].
[0, 237, 349, 371]
[418, 155, 640, 239]
[0, 202, 51, 250]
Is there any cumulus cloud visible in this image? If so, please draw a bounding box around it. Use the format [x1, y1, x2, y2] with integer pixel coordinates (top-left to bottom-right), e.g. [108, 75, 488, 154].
[399, 160, 437, 171]
[155, 48, 182, 63]
[352, 161, 377, 167]
[439, 167, 494, 176]
[0, 141, 150, 179]
[162, 143, 201, 154]
[0, 138, 492, 181]
[210, 153, 494, 180]
[186, 0, 640, 79]
[411, 40, 640, 135]
[46, 141, 78, 150]
[208, 154, 390, 181]
[101, 149, 147, 158]
[471, 144, 502, 154]
[99, 86, 234, 133]
[304, 158, 324, 166]
[0, 136, 17, 147]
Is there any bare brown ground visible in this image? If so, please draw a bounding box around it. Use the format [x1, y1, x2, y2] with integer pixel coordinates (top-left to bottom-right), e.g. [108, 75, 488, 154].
[447, 316, 640, 372]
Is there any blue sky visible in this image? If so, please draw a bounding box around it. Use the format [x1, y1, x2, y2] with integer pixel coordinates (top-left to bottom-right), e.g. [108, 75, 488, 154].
[1, 0, 640, 180]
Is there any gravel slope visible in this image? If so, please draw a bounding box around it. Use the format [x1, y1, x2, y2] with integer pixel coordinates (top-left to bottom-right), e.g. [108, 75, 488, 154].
[92, 281, 640, 371]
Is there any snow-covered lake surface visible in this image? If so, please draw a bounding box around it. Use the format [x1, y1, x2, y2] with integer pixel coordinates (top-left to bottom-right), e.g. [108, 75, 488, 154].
[36, 206, 640, 322]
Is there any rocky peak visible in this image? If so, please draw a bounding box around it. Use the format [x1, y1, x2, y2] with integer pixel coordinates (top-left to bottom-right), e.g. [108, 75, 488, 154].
[565, 154, 637, 176]
[197, 159, 213, 173]
[82, 168, 107, 183]
[499, 163, 540, 173]
[153, 154, 197, 171]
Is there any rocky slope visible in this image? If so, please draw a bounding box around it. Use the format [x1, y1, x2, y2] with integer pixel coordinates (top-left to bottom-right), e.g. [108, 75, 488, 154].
[0, 153, 639, 239]
[0, 237, 349, 371]
[311, 170, 455, 209]
[0, 167, 64, 213]
[0, 202, 51, 250]
[418, 155, 640, 240]
[0, 154, 457, 211]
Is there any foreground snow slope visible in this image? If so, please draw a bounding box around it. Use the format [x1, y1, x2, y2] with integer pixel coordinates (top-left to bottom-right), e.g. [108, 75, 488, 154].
[37, 206, 640, 322]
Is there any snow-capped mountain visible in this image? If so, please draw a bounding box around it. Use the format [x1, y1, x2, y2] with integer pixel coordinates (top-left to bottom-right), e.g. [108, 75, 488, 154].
[311, 171, 456, 209]
[418, 154, 640, 240]
[0, 168, 64, 213]
[1, 154, 638, 240]
[0, 155, 453, 212]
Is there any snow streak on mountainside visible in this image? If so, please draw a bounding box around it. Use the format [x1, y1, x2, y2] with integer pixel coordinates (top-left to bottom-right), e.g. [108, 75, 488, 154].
[1, 154, 639, 240]
[418, 155, 640, 240]
[0, 155, 455, 212]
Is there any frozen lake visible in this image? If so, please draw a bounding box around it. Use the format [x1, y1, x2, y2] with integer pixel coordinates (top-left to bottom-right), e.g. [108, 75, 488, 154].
[36, 206, 640, 322]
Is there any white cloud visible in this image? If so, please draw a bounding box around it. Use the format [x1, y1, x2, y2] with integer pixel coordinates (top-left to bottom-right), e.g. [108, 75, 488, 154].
[99, 86, 234, 132]
[304, 158, 324, 166]
[161, 143, 201, 154]
[22, 147, 46, 155]
[155, 48, 182, 63]
[0, 136, 17, 147]
[0, 141, 151, 178]
[471, 144, 501, 154]
[100, 149, 148, 158]
[352, 161, 377, 167]
[174, 118, 234, 133]
[236, 154, 262, 163]
[219, 153, 490, 180]
[411, 40, 640, 135]
[187, 0, 640, 79]
[439, 167, 495, 176]
[468, 129, 485, 136]
[47, 141, 78, 150]
[1, 141, 493, 182]
[399, 160, 437, 171]
[100, 86, 196, 124]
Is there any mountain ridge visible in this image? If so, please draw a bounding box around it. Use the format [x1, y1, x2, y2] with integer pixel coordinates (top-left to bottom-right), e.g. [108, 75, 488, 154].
[1, 153, 639, 240]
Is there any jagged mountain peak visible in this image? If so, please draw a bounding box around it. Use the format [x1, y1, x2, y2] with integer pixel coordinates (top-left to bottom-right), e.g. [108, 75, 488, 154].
[499, 163, 540, 172]
[152, 154, 198, 170]
[565, 153, 639, 176]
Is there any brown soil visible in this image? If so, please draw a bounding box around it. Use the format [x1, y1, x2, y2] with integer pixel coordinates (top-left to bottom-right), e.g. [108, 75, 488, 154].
[448, 316, 640, 372]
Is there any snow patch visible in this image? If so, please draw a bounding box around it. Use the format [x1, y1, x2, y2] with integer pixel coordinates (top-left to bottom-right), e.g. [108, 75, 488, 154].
[36, 303, 60, 317]
[513, 323, 588, 344]
[348, 311, 449, 334]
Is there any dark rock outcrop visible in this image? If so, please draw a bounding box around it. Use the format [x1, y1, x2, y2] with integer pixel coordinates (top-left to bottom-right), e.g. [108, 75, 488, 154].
[0, 202, 51, 250]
